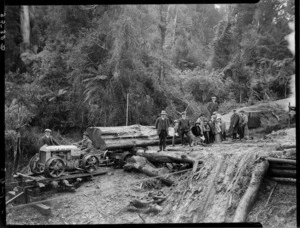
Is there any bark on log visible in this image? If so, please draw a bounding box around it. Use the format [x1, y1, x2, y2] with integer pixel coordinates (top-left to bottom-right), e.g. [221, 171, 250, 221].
[276, 144, 296, 150]
[123, 156, 174, 186]
[136, 151, 196, 165]
[262, 157, 296, 165]
[90, 125, 157, 137]
[268, 169, 296, 178]
[233, 160, 269, 222]
[269, 177, 296, 184]
[269, 164, 296, 170]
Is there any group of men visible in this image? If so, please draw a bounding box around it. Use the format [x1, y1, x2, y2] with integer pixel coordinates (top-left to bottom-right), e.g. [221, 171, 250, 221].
[155, 96, 249, 152]
[155, 109, 227, 151]
[229, 109, 249, 140]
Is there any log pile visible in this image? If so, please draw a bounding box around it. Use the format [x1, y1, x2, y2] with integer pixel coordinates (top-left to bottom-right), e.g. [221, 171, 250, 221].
[261, 143, 296, 183]
[87, 125, 181, 150]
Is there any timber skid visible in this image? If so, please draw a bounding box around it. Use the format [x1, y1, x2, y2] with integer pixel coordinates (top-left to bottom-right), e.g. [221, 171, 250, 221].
[6, 168, 109, 207]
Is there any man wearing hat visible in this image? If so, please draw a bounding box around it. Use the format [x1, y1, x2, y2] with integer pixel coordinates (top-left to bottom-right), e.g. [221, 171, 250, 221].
[41, 129, 60, 146]
[239, 110, 249, 140]
[73, 131, 93, 154]
[207, 96, 219, 118]
[229, 109, 240, 140]
[155, 110, 170, 152]
[191, 120, 203, 145]
[178, 111, 192, 147]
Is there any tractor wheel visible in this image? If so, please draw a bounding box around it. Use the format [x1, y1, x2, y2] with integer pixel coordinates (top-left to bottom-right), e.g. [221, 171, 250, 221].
[82, 154, 99, 173]
[29, 153, 45, 175]
[45, 157, 65, 178]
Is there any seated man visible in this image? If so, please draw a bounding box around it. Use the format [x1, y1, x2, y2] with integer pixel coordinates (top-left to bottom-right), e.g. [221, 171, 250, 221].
[73, 131, 93, 157]
[41, 129, 60, 146]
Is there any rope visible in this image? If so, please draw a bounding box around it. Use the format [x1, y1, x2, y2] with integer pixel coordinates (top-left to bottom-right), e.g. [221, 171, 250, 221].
[7, 168, 192, 210]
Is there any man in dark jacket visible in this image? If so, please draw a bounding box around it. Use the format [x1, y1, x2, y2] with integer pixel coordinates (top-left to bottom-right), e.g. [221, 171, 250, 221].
[178, 112, 192, 147]
[155, 110, 170, 152]
[207, 96, 219, 118]
[41, 129, 60, 146]
[73, 131, 94, 156]
[229, 109, 240, 139]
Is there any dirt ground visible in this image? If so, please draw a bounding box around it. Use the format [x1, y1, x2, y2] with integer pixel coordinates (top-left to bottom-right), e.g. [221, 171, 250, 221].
[5, 128, 296, 226]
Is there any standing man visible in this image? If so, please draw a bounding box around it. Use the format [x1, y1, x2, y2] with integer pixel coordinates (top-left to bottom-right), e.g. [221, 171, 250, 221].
[229, 109, 240, 140]
[214, 117, 222, 143]
[41, 129, 60, 146]
[203, 119, 211, 144]
[178, 112, 192, 147]
[207, 96, 219, 118]
[239, 110, 249, 140]
[73, 131, 94, 156]
[155, 110, 170, 152]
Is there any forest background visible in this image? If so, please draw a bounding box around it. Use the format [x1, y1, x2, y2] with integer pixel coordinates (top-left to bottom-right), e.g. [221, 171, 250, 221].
[4, 2, 295, 173]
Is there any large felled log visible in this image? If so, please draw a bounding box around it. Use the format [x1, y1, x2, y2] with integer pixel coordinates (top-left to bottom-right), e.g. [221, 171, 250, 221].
[123, 156, 174, 186]
[269, 164, 296, 170]
[269, 177, 296, 184]
[268, 169, 296, 178]
[262, 157, 296, 165]
[87, 125, 181, 150]
[91, 125, 157, 137]
[136, 151, 196, 165]
[233, 160, 269, 222]
[276, 143, 296, 150]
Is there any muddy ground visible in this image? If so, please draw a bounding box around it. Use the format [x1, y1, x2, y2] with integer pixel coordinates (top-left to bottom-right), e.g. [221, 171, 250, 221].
[6, 128, 296, 227]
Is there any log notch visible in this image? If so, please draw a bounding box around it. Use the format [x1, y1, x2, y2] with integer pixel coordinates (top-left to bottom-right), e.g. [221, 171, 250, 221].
[233, 160, 269, 222]
[123, 156, 174, 186]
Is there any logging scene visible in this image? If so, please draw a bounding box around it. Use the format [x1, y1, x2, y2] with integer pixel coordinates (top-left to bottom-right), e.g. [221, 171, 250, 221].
[3, 2, 297, 227]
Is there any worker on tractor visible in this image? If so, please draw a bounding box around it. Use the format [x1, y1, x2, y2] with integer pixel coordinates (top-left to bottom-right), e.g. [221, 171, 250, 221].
[73, 131, 93, 158]
[41, 129, 60, 146]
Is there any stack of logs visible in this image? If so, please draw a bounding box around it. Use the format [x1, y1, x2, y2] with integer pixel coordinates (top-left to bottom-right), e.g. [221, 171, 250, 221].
[86, 125, 181, 150]
[262, 143, 296, 183]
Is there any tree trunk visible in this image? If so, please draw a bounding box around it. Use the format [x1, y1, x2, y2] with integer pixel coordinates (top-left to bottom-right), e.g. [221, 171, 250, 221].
[233, 160, 269, 222]
[87, 125, 182, 150]
[276, 143, 296, 150]
[269, 177, 296, 184]
[268, 168, 296, 178]
[172, 5, 178, 46]
[123, 156, 174, 186]
[20, 5, 30, 52]
[262, 157, 296, 165]
[136, 151, 196, 165]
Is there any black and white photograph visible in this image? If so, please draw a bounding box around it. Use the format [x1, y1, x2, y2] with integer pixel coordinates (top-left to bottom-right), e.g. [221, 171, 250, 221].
[3, 2, 297, 227]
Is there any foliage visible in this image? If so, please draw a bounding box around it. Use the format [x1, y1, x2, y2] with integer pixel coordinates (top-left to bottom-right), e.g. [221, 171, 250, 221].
[5, 3, 295, 132]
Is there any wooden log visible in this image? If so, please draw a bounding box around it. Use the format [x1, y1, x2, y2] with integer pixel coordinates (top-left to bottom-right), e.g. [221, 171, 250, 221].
[89, 125, 157, 137]
[123, 156, 174, 186]
[276, 143, 296, 150]
[269, 177, 296, 184]
[233, 160, 269, 222]
[87, 125, 182, 150]
[269, 164, 296, 170]
[262, 157, 296, 165]
[268, 169, 296, 178]
[136, 151, 196, 165]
